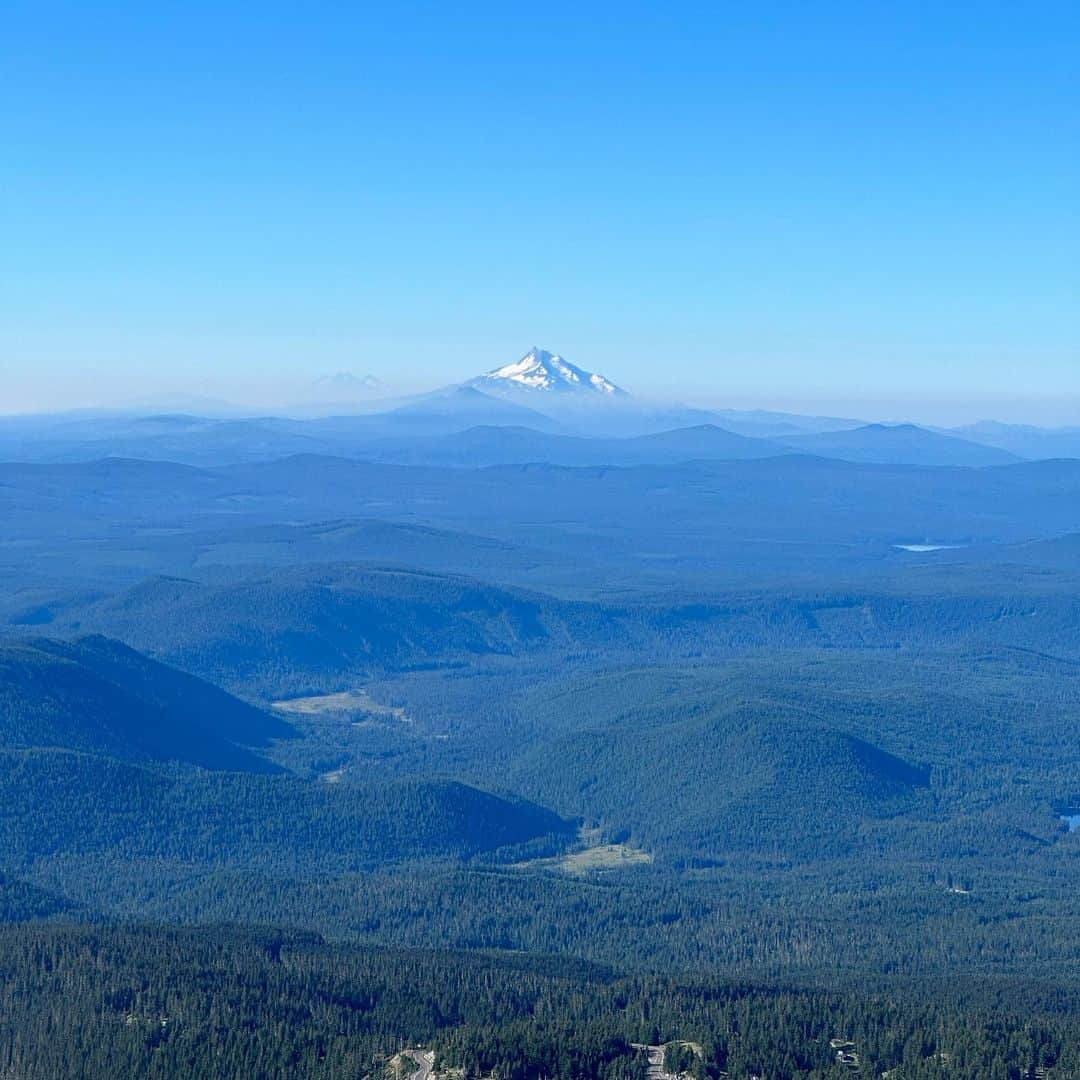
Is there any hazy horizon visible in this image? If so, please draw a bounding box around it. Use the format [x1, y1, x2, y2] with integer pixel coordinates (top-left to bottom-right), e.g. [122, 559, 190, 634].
[4, 353, 1080, 429]
[3, 5, 1077, 427]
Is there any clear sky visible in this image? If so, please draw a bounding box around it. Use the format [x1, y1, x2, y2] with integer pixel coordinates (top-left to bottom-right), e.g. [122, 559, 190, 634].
[2, 2, 1078, 421]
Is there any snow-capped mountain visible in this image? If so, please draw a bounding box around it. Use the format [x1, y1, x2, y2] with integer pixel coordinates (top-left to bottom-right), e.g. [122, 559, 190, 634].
[470, 348, 626, 397]
[311, 372, 389, 400]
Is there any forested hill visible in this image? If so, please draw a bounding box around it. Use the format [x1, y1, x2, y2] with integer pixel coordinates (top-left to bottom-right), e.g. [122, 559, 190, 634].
[28, 563, 1080, 698]
[0, 636, 294, 772]
[508, 693, 933, 862]
[0, 755, 573, 873]
[35, 566, 609, 693]
[0, 872, 79, 923]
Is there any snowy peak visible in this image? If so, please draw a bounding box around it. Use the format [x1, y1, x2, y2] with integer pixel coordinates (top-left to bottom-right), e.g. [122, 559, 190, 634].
[473, 348, 626, 397]
[311, 372, 389, 398]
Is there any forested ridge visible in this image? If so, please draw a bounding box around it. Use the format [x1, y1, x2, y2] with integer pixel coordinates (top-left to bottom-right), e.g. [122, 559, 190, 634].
[0, 635, 293, 771]
[0, 924, 1075, 1080]
[0, 750, 572, 871]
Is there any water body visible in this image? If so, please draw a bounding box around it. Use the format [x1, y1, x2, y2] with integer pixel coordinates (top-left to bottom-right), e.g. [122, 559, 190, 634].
[1061, 813, 1080, 833]
[894, 543, 966, 553]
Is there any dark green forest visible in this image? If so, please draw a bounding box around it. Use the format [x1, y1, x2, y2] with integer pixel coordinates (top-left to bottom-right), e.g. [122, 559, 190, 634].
[0, 924, 1076, 1080]
[1, 446, 1080, 1076]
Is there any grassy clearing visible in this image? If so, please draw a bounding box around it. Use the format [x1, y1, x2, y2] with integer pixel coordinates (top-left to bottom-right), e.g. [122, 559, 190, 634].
[516, 837, 653, 876]
[272, 689, 411, 723]
[559, 843, 653, 873]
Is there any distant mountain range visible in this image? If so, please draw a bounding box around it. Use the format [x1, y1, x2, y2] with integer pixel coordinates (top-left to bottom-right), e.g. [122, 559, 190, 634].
[943, 420, 1080, 460]
[0, 347, 1077, 469]
[366, 423, 782, 467]
[379, 385, 566, 431]
[777, 422, 1021, 467]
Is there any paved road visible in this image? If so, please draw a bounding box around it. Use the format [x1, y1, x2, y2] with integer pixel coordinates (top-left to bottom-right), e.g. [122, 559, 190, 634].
[406, 1049, 435, 1080]
[630, 1043, 678, 1080]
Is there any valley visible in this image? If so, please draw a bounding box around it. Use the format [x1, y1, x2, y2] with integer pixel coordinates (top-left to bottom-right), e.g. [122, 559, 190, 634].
[1, 382, 1079, 1077]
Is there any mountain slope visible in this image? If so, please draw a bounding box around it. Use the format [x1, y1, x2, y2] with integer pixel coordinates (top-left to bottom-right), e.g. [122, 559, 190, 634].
[0, 751, 572, 871]
[154, 518, 580, 584]
[367, 423, 785, 467]
[0, 872, 80, 922]
[40, 559, 1080, 705]
[0, 636, 294, 772]
[945, 420, 1080, 460]
[47, 566, 596, 694]
[0, 391, 567, 465]
[779, 423, 1022, 466]
[507, 670, 933, 863]
[378, 385, 566, 431]
[469, 347, 625, 398]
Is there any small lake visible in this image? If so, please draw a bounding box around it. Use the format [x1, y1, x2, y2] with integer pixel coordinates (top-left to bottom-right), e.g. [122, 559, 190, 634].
[894, 543, 966, 553]
[1061, 814, 1080, 833]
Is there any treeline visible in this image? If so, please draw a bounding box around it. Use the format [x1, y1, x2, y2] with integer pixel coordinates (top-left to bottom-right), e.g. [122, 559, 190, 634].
[0, 923, 1076, 1079]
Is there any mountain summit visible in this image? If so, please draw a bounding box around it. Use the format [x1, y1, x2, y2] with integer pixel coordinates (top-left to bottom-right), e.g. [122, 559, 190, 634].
[311, 372, 389, 400]
[471, 348, 625, 397]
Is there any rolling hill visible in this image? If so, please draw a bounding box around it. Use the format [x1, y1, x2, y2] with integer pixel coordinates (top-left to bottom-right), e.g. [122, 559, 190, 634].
[34, 557, 1080, 707]
[365, 423, 784, 467]
[778, 423, 1022, 466]
[946, 420, 1080, 460]
[0, 635, 575, 885]
[0, 636, 294, 773]
[506, 671, 934, 863]
[0, 752, 572, 873]
[43, 566, 601, 693]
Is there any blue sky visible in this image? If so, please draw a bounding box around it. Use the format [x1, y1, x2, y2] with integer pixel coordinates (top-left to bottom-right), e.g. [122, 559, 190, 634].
[2, 2, 1078, 420]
